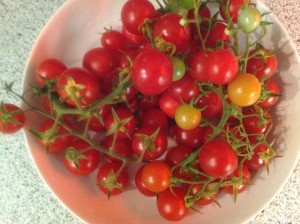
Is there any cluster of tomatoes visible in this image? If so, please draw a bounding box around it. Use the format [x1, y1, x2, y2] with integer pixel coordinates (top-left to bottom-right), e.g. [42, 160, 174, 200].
[0, 0, 281, 222]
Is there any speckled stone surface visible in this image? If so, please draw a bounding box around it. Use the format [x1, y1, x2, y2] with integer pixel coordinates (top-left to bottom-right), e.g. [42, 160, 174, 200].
[0, 0, 299, 224]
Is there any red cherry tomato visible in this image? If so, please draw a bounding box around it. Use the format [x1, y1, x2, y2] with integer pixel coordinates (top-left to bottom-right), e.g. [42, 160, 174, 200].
[56, 67, 100, 107]
[63, 139, 101, 176]
[199, 139, 238, 178]
[135, 165, 157, 197]
[173, 125, 204, 149]
[101, 30, 126, 52]
[223, 165, 251, 194]
[36, 58, 67, 85]
[0, 103, 25, 134]
[121, 0, 156, 35]
[141, 160, 171, 193]
[132, 49, 173, 95]
[157, 187, 189, 221]
[159, 91, 181, 119]
[96, 162, 129, 196]
[140, 108, 168, 130]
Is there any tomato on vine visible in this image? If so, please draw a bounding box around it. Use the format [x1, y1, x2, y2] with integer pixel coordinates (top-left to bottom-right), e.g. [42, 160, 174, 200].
[175, 104, 202, 130]
[0, 103, 25, 134]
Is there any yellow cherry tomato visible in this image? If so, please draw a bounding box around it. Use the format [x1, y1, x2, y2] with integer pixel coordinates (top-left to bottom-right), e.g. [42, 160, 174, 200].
[175, 104, 202, 130]
[228, 73, 261, 107]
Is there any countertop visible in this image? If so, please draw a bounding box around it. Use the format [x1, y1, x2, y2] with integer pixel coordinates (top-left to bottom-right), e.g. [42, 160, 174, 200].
[0, 0, 299, 223]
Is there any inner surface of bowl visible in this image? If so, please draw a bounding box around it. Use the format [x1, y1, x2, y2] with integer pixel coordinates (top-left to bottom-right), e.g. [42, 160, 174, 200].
[22, 0, 300, 223]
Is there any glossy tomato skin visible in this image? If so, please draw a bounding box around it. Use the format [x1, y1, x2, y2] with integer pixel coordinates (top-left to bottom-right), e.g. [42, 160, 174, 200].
[96, 162, 129, 196]
[205, 49, 238, 85]
[101, 135, 133, 162]
[37, 119, 74, 153]
[173, 125, 204, 149]
[132, 49, 173, 95]
[0, 103, 25, 134]
[121, 0, 156, 35]
[175, 104, 202, 131]
[204, 22, 230, 48]
[82, 47, 117, 80]
[246, 50, 278, 79]
[100, 30, 126, 52]
[187, 50, 210, 82]
[63, 139, 101, 176]
[167, 75, 200, 103]
[104, 107, 137, 139]
[196, 91, 222, 118]
[244, 144, 267, 170]
[141, 160, 171, 193]
[132, 127, 168, 161]
[199, 139, 238, 178]
[36, 58, 67, 85]
[157, 187, 189, 221]
[159, 91, 181, 119]
[56, 67, 100, 107]
[242, 109, 268, 135]
[135, 165, 157, 197]
[153, 13, 191, 53]
[257, 79, 280, 109]
[228, 73, 262, 107]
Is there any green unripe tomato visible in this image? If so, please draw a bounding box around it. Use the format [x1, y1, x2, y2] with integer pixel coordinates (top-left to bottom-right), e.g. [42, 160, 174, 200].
[238, 7, 262, 33]
[170, 56, 186, 81]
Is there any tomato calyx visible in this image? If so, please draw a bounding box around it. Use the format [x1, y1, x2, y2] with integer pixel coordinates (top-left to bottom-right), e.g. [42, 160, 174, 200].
[135, 127, 161, 161]
[0, 102, 24, 127]
[65, 147, 88, 170]
[61, 76, 86, 107]
[105, 108, 134, 139]
[97, 168, 124, 199]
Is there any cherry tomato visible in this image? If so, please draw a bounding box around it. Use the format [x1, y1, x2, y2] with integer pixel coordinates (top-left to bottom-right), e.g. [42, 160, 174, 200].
[165, 145, 193, 167]
[140, 108, 168, 130]
[104, 107, 137, 139]
[101, 30, 126, 52]
[122, 26, 148, 45]
[36, 58, 67, 86]
[141, 160, 171, 193]
[242, 108, 269, 135]
[175, 104, 202, 130]
[223, 165, 251, 194]
[63, 139, 101, 176]
[196, 91, 222, 118]
[37, 119, 74, 153]
[159, 91, 181, 119]
[135, 165, 157, 197]
[132, 49, 173, 95]
[188, 5, 211, 34]
[157, 187, 189, 221]
[238, 7, 262, 33]
[187, 50, 210, 82]
[173, 125, 204, 149]
[170, 56, 186, 81]
[56, 67, 100, 107]
[199, 139, 238, 178]
[82, 47, 117, 80]
[167, 75, 200, 103]
[203, 22, 230, 48]
[0, 103, 25, 134]
[153, 13, 191, 53]
[138, 94, 160, 110]
[228, 73, 261, 107]
[220, 0, 251, 24]
[188, 182, 219, 206]
[96, 162, 129, 196]
[246, 49, 278, 79]
[244, 144, 268, 170]
[101, 135, 133, 162]
[205, 49, 238, 85]
[132, 127, 168, 161]
[257, 78, 280, 108]
[121, 0, 156, 35]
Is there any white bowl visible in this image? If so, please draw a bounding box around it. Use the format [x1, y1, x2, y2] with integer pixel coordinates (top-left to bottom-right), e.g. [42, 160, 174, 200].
[22, 0, 300, 223]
